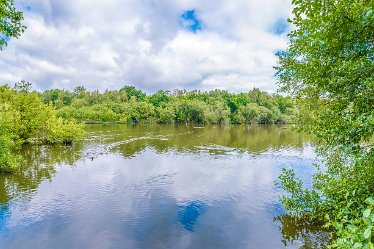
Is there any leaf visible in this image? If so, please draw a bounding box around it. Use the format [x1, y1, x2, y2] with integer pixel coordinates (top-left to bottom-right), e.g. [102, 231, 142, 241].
[353, 242, 363, 248]
[366, 197, 374, 205]
[325, 213, 330, 221]
[364, 209, 372, 219]
[347, 224, 356, 231]
[365, 9, 373, 19]
[363, 227, 372, 239]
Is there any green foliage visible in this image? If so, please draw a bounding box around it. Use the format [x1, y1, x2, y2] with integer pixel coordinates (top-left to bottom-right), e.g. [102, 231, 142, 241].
[239, 103, 261, 123]
[157, 104, 175, 124]
[8, 90, 55, 140]
[275, 0, 373, 146]
[73, 86, 87, 99]
[49, 85, 295, 125]
[42, 117, 85, 145]
[0, 116, 20, 172]
[120, 85, 146, 101]
[149, 90, 170, 107]
[124, 100, 156, 123]
[276, 168, 321, 216]
[0, 0, 26, 49]
[275, 0, 373, 248]
[325, 195, 374, 248]
[42, 89, 74, 108]
[0, 82, 85, 172]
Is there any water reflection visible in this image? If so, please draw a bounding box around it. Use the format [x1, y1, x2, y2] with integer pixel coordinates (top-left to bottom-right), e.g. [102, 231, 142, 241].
[85, 124, 313, 159]
[0, 143, 83, 204]
[178, 201, 206, 231]
[276, 215, 330, 249]
[0, 124, 326, 249]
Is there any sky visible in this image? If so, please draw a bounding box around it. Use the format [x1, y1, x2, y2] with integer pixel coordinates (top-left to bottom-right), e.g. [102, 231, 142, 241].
[0, 0, 293, 93]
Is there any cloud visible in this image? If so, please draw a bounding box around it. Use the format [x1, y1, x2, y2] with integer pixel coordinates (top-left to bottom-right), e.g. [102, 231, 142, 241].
[0, 0, 293, 93]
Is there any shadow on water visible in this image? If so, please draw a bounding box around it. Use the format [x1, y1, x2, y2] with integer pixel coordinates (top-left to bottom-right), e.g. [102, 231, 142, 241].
[0, 124, 329, 249]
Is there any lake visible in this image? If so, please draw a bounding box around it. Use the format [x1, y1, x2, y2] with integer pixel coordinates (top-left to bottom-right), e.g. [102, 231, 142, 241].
[0, 124, 328, 249]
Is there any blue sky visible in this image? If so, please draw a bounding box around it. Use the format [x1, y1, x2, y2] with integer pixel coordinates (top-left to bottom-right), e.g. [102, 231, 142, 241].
[0, 0, 293, 93]
[180, 10, 202, 33]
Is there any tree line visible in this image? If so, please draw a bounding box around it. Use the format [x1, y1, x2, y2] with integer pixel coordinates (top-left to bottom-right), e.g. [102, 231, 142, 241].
[40, 85, 297, 125]
[0, 81, 297, 173]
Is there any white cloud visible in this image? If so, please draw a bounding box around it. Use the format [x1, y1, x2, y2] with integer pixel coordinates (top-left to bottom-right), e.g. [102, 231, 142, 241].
[0, 0, 293, 93]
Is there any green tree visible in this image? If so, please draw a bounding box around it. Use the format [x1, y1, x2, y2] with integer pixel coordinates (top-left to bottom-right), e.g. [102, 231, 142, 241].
[120, 85, 146, 101]
[239, 103, 261, 124]
[275, 0, 373, 247]
[73, 85, 87, 99]
[156, 104, 175, 124]
[149, 90, 170, 107]
[0, 0, 26, 49]
[0, 114, 20, 172]
[41, 117, 85, 145]
[0, 82, 85, 172]
[45, 86, 296, 125]
[8, 84, 55, 140]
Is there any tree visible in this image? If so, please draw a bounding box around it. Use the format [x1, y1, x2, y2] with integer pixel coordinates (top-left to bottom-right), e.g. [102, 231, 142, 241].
[0, 0, 26, 49]
[275, 0, 373, 247]
[120, 85, 146, 101]
[0, 114, 20, 172]
[73, 85, 87, 99]
[149, 90, 170, 107]
[0, 82, 85, 172]
[157, 104, 175, 124]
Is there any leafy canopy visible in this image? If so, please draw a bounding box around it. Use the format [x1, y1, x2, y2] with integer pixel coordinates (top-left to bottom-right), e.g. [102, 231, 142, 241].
[0, 0, 26, 49]
[275, 0, 373, 248]
[276, 0, 373, 146]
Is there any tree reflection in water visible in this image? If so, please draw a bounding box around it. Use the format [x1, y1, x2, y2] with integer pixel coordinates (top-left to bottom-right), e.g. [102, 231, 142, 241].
[0, 143, 84, 204]
[0, 124, 326, 249]
[275, 214, 330, 249]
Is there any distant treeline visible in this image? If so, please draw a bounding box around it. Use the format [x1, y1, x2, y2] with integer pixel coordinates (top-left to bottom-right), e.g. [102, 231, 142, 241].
[40, 86, 297, 124]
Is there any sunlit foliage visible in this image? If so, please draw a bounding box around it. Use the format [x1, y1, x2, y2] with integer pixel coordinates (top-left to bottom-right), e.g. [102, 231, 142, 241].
[0, 82, 84, 172]
[39, 86, 297, 125]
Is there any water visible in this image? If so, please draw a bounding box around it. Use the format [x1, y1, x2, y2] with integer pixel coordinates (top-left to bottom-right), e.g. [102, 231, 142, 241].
[0, 124, 329, 249]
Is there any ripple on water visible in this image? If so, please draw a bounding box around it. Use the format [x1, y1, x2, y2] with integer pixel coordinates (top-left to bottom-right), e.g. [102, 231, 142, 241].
[0, 125, 324, 249]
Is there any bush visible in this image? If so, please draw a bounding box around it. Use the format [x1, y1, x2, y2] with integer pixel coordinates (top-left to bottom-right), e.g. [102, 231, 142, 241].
[0, 117, 20, 172]
[157, 105, 175, 124]
[0, 82, 86, 172]
[239, 103, 261, 123]
[41, 117, 85, 144]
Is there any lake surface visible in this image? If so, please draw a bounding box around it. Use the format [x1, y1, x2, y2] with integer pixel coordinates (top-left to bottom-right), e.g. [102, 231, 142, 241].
[0, 124, 329, 249]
